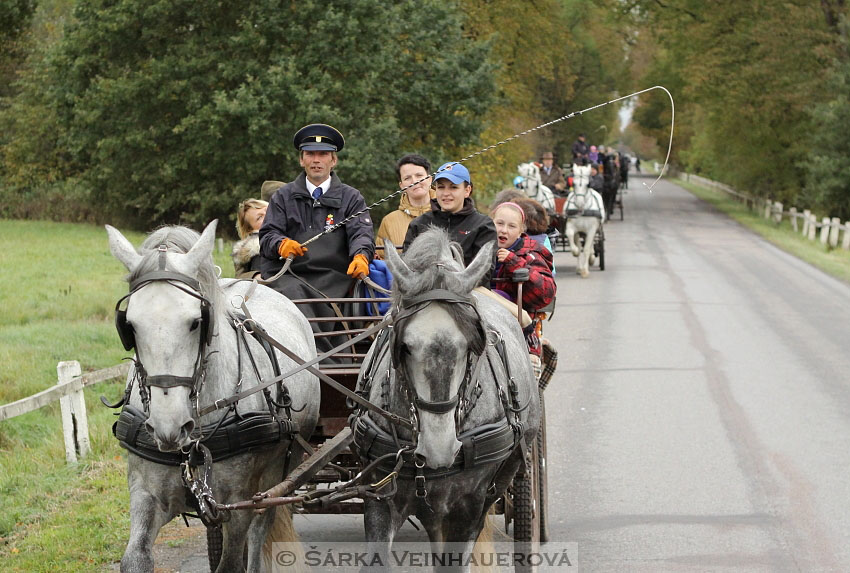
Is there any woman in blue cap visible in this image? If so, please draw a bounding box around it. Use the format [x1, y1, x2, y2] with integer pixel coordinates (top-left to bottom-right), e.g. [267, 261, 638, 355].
[403, 162, 496, 286]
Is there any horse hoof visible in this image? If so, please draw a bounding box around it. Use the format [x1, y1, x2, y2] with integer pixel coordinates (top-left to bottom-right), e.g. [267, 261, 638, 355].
[580, 270, 589, 278]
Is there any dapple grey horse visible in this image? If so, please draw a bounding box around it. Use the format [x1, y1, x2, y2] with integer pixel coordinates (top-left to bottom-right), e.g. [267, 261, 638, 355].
[107, 221, 319, 572]
[564, 163, 606, 277]
[352, 229, 540, 570]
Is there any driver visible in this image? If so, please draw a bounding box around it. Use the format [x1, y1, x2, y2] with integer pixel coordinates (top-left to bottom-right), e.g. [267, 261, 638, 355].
[258, 123, 374, 299]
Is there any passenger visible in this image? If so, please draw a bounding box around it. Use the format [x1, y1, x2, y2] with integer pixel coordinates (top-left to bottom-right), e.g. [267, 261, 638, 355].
[489, 202, 555, 312]
[588, 164, 605, 193]
[375, 154, 434, 256]
[231, 198, 268, 279]
[513, 197, 556, 275]
[403, 162, 496, 287]
[539, 151, 567, 195]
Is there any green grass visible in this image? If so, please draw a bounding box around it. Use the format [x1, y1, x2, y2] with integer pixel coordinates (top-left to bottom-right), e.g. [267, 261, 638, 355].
[678, 179, 850, 284]
[0, 219, 235, 571]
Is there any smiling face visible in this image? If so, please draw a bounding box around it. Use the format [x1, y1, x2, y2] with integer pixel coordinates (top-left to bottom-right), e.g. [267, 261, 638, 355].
[493, 205, 525, 248]
[245, 206, 267, 232]
[300, 150, 338, 186]
[434, 179, 471, 213]
[399, 163, 433, 206]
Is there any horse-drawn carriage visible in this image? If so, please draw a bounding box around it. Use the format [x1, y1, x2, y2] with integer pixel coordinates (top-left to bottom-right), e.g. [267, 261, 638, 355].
[548, 164, 606, 276]
[106, 223, 551, 572]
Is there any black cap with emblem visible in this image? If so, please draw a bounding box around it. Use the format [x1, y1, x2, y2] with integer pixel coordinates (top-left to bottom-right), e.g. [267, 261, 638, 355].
[293, 123, 345, 152]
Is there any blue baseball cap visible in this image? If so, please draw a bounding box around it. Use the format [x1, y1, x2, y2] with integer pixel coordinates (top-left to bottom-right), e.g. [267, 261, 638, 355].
[433, 162, 471, 185]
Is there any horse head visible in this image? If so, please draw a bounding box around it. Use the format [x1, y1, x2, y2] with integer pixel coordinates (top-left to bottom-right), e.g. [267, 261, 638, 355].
[516, 162, 540, 197]
[383, 230, 493, 469]
[107, 221, 222, 451]
[569, 163, 593, 211]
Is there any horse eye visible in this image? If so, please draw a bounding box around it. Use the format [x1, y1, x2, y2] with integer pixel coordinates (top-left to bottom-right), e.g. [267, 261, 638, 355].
[189, 318, 202, 332]
[399, 343, 411, 356]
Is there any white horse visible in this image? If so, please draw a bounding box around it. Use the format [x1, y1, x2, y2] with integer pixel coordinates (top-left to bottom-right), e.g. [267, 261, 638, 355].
[564, 163, 606, 278]
[107, 221, 319, 572]
[517, 162, 557, 213]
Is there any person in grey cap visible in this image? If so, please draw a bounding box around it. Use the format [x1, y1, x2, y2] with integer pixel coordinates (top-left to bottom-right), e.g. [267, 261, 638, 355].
[259, 124, 374, 355]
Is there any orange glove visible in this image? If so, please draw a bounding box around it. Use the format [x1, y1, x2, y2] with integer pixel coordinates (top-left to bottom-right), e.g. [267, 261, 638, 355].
[278, 238, 307, 259]
[347, 253, 369, 279]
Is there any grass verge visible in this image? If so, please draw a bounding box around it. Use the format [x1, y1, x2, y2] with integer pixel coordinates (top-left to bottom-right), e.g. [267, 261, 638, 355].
[0, 219, 234, 571]
[677, 179, 850, 284]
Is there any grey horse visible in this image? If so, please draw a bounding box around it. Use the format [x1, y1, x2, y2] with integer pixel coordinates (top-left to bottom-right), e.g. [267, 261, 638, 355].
[352, 228, 540, 569]
[107, 221, 319, 572]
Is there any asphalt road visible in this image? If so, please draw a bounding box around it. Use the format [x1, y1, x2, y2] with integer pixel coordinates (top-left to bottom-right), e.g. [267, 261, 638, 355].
[137, 174, 850, 572]
[545, 174, 850, 572]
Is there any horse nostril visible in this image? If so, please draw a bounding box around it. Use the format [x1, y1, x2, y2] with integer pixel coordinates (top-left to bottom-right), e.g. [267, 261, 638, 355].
[180, 419, 195, 440]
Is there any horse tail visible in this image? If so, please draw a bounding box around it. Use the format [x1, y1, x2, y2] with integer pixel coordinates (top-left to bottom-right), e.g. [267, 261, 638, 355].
[262, 506, 307, 572]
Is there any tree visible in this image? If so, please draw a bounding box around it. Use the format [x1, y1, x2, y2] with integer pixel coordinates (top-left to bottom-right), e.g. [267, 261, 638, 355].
[4, 0, 495, 230]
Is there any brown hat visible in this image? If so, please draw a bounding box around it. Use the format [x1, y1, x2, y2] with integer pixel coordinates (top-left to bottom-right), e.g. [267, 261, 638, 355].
[260, 180, 284, 201]
[540, 151, 554, 160]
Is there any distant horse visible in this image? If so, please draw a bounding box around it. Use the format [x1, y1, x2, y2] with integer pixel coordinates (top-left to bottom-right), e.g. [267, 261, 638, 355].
[564, 164, 606, 278]
[352, 229, 540, 566]
[107, 221, 319, 572]
[517, 162, 557, 213]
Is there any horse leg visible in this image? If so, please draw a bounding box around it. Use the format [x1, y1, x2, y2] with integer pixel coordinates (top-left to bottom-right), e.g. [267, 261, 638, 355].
[363, 497, 408, 572]
[245, 506, 275, 572]
[121, 485, 175, 572]
[566, 224, 580, 258]
[217, 510, 254, 572]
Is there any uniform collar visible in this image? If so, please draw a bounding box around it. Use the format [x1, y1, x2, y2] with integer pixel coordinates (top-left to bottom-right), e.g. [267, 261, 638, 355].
[305, 176, 332, 197]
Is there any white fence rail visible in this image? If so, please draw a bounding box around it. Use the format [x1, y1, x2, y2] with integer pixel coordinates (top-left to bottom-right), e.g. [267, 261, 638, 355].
[0, 361, 129, 463]
[680, 173, 850, 250]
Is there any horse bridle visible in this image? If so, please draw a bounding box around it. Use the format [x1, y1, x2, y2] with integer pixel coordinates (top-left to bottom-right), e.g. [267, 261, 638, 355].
[112, 245, 214, 412]
[388, 289, 486, 427]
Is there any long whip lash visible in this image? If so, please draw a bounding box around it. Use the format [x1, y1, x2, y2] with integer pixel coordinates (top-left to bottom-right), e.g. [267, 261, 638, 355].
[259, 85, 674, 283]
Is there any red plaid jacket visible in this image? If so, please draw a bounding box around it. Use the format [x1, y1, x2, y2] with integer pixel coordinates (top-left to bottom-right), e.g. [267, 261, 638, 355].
[491, 234, 555, 311]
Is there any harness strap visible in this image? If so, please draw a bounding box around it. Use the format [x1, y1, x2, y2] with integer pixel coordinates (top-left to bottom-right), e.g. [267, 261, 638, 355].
[146, 375, 195, 389]
[414, 395, 459, 415]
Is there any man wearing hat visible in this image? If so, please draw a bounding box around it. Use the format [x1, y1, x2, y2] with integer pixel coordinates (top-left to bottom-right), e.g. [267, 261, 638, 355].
[403, 162, 496, 287]
[259, 123, 374, 303]
[539, 151, 566, 194]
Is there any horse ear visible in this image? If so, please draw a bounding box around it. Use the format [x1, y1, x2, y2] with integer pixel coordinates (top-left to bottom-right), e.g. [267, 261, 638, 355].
[184, 220, 218, 273]
[382, 239, 413, 293]
[458, 241, 495, 294]
[106, 225, 142, 272]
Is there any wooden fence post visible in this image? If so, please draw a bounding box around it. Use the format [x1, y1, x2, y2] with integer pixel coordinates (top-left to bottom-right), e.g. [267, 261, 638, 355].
[842, 222, 850, 251]
[829, 217, 841, 247]
[789, 207, 798, 232]
[808, 214, 818, 241]
[57, 360, 90, 463]
[217, 238, 224, 253]
[820, 217, 830, 245]
[802, 209, 811, 236]
[773, 202, 783, 224]
[764, 200, 772, 220]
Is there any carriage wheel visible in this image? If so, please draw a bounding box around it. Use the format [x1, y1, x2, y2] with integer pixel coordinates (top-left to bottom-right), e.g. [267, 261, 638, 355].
[512, 438, 540, 544]
[598, 238, 605, 271]
[206, 524, 222, 572]
[537, 391, 549, 543]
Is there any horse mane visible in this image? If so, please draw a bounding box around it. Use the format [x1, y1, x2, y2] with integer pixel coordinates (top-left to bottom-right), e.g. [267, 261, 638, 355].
[127, 225, 227, 315]
[396, 227, 486, 357]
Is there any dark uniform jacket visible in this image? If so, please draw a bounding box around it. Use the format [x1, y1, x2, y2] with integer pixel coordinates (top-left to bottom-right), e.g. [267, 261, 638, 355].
[403, 198, 497, 287]
[259, 171, 374, 299]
